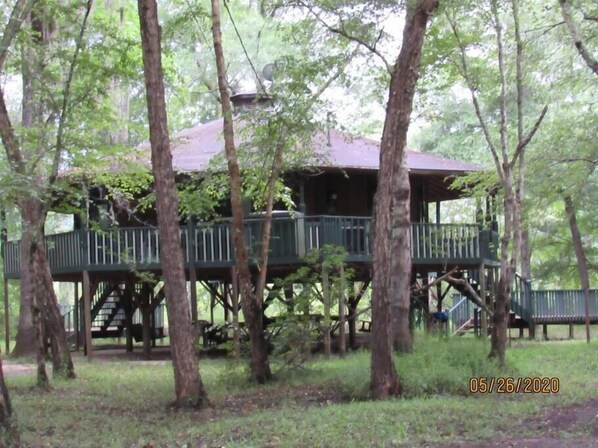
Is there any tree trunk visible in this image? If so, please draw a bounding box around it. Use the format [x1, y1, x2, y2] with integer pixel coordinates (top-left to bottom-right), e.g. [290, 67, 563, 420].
[211, 0, 272, 383]
[559, 0, 598, 77]
[137, 0, 208, 408]
[12, 222, 36, 357]
[0, 355, 19, 446]
[564, 195, 591, 343]
[371, 0, 437, 400]
[16, 197, 75, 380]
[489, 180, 515, 365]
[34, 242, 75, 379]
[390, 151, 412, 353]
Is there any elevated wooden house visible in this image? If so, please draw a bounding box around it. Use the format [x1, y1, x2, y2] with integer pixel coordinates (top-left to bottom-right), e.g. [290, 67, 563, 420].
[2, 96, 501, 355]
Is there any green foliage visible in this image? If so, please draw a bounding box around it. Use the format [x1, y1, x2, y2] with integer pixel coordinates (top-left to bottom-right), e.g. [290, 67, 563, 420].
[270, 245, 352, 370]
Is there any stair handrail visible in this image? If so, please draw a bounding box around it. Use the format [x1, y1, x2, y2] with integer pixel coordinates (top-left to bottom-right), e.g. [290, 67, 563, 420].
[447, 294, 472, 335]
[512, 273, 533, 322]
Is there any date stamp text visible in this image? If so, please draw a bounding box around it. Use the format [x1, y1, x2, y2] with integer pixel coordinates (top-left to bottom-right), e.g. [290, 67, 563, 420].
[469, 377, 560, 394]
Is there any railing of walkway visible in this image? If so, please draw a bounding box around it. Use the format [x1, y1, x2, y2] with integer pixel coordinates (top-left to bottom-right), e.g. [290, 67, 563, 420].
[3, 217, 498, 277]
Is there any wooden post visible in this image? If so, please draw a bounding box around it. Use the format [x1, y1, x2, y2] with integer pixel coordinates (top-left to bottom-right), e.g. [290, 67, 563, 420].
[223, 282, 229, 322]
[231, 267, 240, 360]
[479, 264, 487, 337]
[124, 285, 133, 353]
[322, 262, 331, 358]
[543, 324, 548, 340]
[142, 303, 151, 360]
[83, 271, 93, 360]
[1, 212, 9, 353]
[338, 264, 346, 358]
[189, 268, 198, 347]
[74, 282, 80, 351]
[210, 285, 215, 324]
[569, 324, 574, 339]
[189, 268, 198, 324]
[3, 277, 8, 354]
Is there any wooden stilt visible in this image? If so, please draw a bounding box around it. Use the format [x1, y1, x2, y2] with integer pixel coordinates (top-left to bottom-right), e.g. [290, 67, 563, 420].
[124, 284, 133, 353]
[338, 264, 346, 358]
[189, 268, 198, 346]
[569, 324, 574, 339]
[83, 271, 93, 360]
[210, 285, 215, 324]
[519, 327, 524, 338]
[74, 282, 80, 351]
[223, 282, 229, 322]
[189, 268, 198, 324]
[1, 213, 8, 353]
[322, 262, 331, 358]
[3, 277, 9, 353]
[479, 264, 487, 337]
[142, 304, 151, 360]
[543, 324, 548, 340]
[231, 267, 240, 359]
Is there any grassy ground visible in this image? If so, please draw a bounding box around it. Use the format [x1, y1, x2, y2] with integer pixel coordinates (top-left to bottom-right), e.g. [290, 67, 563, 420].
[5, 337, 598, 447]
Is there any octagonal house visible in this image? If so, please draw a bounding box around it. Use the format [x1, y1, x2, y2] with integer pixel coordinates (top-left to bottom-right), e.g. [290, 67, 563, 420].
[3, 94, 499, 355]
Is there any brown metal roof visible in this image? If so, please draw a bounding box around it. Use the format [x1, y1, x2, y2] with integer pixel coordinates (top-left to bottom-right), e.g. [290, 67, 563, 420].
[139, 118, 479, 175]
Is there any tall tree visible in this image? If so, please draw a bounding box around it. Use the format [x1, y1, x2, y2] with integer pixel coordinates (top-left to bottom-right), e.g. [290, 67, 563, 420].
[441, 0, 547, 363]
[559, 0, 598, 76]
[0, 0, 107, 384]
[0, 0, 36, 440]
[137, 0, 209, 408]
[370, 0, 438, 398]
[211, 0, 272, 383]
[211, 0, 354, 382]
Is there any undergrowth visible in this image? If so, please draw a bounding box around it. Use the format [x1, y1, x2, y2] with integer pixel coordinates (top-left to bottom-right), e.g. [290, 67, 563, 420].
[5, 337, 596, 447]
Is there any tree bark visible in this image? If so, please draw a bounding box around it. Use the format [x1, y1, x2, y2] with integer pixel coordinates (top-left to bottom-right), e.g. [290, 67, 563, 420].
[0, 355, 19, 446]
[559, 0, 598, 77]
[564, 195, 591, 343]
[371, 0, 438, 399]
[34, 241, 75, 378]
[137, 0, 209, 408]
[211, 0, 272, 383]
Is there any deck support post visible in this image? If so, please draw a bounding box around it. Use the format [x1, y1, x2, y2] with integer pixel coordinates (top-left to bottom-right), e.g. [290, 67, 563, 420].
[231, 267, 240, 359]
[74, 282, 80, 351]
[479, 264, 487, 337]
[1, 213, 8, 353]
[569, 324, 574, 339]
[223, 282, 229, 322]
[3, 277, 8, 354]
[83, 270, 93, 360]
[347, 283, 357, 350]
[209, 285, 215, 324]
[322, 262, 331, 358]
[124, 284, 133, 353]
[141, 304, 151, 360]
[189, 268, 198, 346]
[543, 324, 548, 340]
[338, 264, 346, 357]
[189, 268, 198, 325]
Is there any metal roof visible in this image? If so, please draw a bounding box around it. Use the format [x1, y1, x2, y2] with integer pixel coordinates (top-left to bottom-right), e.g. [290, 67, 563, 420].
[141, 118, 479, 175]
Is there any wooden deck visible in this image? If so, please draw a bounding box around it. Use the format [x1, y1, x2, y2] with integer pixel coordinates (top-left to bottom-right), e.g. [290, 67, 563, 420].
[448, 286, 598, 334]
[3, 215, 499, 279]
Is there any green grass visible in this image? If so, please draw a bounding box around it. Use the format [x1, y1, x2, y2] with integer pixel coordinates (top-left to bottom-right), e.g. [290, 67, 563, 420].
[6, 337, 598, 447]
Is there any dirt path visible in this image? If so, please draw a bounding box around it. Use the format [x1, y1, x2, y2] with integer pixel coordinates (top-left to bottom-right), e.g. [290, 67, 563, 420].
[438, 398, 598, 448]
[2, 361, 35, 378]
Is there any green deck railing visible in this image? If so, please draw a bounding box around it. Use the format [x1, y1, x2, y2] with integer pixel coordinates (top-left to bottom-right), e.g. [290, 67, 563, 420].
[529, 289, 598, 323]
[3, 216, 498, 278]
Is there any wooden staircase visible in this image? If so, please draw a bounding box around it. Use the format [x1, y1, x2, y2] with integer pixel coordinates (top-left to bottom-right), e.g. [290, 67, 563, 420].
[68, 281, 166, 340]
